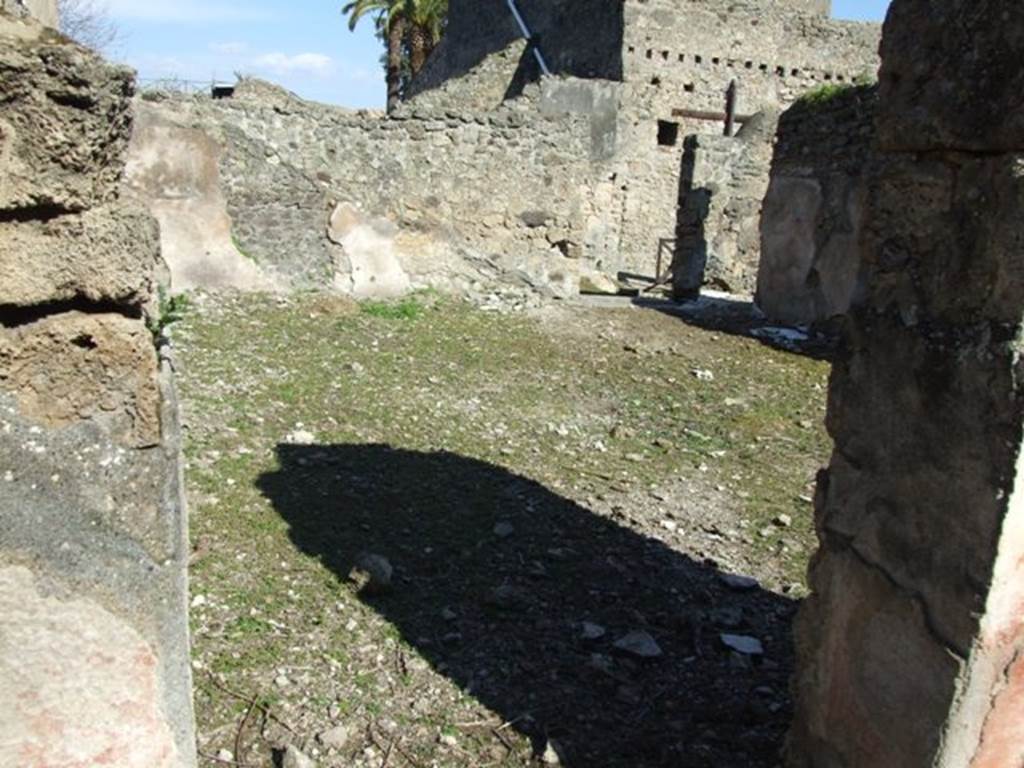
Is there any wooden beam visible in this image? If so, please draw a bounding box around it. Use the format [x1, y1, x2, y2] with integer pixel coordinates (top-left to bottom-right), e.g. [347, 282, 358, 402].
[670, 108, 755, 124]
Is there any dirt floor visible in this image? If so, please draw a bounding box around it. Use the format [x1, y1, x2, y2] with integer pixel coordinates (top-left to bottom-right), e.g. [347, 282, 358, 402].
[173, 290, 833, 768]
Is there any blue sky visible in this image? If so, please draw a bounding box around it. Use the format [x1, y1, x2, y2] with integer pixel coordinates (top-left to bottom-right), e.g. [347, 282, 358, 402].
[107, 0, 891, 109]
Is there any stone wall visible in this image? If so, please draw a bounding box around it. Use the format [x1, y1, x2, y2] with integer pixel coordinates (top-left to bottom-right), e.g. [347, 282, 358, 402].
[1, 0, 57, 26]
[130, 79, 623, 298]
[616, 1, 879, 284]
[0, 13, 195, 768]
[757, 85, 876, 324]
[406, 0, 624, 111]
[672, 111, 778, 295]
[790, 1, 1024, 765]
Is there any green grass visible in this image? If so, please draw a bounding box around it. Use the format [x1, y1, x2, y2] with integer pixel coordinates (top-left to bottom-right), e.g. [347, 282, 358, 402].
[231, 232, 258, 263]
[147, 286, 191, 342]
[176, 292, 831, 765]
[359, 296, 426, 320]
[797, 82, 855, 105]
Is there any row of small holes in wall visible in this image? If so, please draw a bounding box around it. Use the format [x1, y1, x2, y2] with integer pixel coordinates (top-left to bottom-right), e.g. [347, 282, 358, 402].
[628, 45, 853, 83]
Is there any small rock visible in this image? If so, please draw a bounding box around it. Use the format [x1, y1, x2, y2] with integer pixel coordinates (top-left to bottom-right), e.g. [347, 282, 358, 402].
[486, 584, 527, 611]
[625, 452, 645, 463]
[719, 573, 760, 591]
[493, 521, 515, 538]
[216, 749, 234, 762]
[274, 674, 291, 688]
[349, 553, 393, 595]
[774, 514, 793, 528]
[711, 606, 743, 629]
[581, 622, 607, 640]
[721, 634, 764, 656]
[541, 739, 564, 765]
[692, 368, 715, 381]
[439, 733, 458, 747]
[660, 519, 678, 533]
[285, 429, 316, 445]
[281, 744, 317, 768]
[190, 594, 207, 607]
[613, 630, 663, 659]
[317, 724, 350, 750]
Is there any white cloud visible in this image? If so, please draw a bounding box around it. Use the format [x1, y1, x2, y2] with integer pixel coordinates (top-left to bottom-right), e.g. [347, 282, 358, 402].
[209, 41, 248, 55]
[252, 52, 335, 77]
[106, 0, 272, 23]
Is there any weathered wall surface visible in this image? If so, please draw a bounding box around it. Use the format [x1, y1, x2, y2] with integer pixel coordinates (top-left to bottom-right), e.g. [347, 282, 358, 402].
[125, 101, 277, 293]
[411, 0, 845, 113]
[757, 85, 876, 325]
[406, 0, 880, 286]
[131, 79, 624, 297]
[617, 1, 879, 283]
[1, 0, 57, 26]
[0, 13, 195, 767]
[406, 0, 624, 112]
[672, 112, 778, 296]
[790, 1, 1024, 766]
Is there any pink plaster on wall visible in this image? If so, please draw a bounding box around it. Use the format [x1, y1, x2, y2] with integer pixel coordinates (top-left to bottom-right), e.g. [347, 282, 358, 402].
[0, 566, 180, 768]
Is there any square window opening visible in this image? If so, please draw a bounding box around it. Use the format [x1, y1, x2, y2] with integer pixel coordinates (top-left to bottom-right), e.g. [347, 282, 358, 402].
[657, 120, 680, 147]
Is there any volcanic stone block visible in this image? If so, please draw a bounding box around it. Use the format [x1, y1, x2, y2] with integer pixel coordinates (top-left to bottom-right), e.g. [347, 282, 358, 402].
[0, 17, 134, 212]
[0, 204, 162, 308]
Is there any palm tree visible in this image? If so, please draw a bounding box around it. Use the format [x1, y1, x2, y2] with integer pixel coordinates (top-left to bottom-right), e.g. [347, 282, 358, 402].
[404, 0, 448, 76]
[342, 0, 406, 112]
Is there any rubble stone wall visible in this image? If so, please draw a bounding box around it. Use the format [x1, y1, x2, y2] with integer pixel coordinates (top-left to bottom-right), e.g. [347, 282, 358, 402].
[130, 79, 626, 298]
[756, 85, 876, 325]
[790, 1, 1024, 765]
[672, 112, 778, 296]
[1, 0, 57, 26]
[0, 13, 195, 768]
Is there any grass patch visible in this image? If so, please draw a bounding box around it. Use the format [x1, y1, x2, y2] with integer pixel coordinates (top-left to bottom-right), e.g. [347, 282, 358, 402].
[175, 292, 832, 767]
[798, 82, 855, 105]
[147, 286, 190, 342]
[231, 232, 258, 263]
[360, 296, 425, 320]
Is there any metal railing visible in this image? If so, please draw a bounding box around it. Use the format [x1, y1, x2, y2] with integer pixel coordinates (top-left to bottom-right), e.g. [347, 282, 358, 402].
[136, 77, 235, 97]
[504, 0, 552, 76]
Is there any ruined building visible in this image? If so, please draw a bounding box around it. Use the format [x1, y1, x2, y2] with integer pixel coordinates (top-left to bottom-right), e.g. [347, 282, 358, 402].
[4, 0, 1023, 766]
[128, 0, 880, 303]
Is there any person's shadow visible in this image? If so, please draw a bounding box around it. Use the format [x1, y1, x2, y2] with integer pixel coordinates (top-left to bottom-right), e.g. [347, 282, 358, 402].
[258, 444, 796, 767]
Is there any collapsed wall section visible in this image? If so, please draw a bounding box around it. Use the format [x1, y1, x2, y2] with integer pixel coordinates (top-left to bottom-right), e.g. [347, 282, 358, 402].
[0, 13, 195, 767]
[790, 1, 1024, 765]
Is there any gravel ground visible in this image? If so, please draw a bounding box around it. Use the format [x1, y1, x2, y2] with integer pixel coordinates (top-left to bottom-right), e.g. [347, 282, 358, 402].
[172, 290, 832, 768]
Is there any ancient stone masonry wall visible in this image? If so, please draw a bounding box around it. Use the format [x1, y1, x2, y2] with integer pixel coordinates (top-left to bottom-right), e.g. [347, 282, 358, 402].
[757, 85, 877, 325]
[790, 1, 1024, 766]
[624, 0, 879, 110]
[406, 0, 624, 113]
[671, 112, 778, 296]
[131, 79, 623, 298]
[0, 13, 195, 768]
[617, 1, 879, 283]
[1, 0, 57, 26]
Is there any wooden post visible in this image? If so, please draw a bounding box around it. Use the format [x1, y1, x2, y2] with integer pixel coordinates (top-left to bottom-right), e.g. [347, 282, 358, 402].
[724, 79, 738, 137]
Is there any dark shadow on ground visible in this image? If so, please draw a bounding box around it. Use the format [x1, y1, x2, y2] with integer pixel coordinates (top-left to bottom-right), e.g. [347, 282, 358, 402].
[259, 444, 798, 767]
[582, 293, 837, 362]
